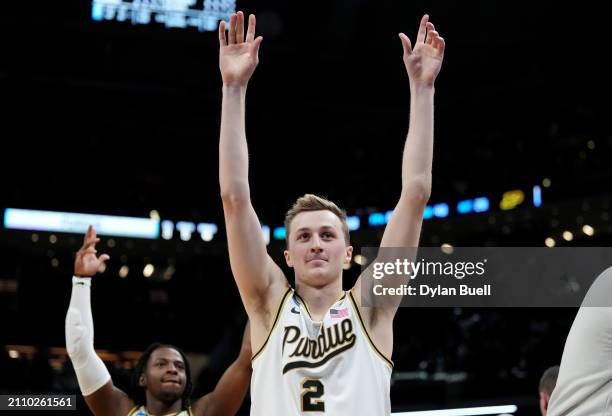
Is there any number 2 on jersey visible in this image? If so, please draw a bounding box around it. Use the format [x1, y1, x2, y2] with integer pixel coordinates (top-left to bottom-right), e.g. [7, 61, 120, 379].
[301, 379, 325, 411]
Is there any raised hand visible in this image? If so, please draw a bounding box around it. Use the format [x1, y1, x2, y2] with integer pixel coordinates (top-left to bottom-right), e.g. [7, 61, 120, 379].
[74, 225, 110, 278]
[399, 15, 445, 88]
[219, 11, 263, 86]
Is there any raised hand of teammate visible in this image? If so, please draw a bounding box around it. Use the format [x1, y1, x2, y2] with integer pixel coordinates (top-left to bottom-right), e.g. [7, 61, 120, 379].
[74, 225, 110, 278]
[219, 11, 263, 87]
[399, 15, 445, 88]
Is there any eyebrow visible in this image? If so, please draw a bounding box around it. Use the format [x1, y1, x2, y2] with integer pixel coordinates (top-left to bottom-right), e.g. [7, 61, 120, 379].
[295, 226, 336, 233]
[155, 358, 184, 364]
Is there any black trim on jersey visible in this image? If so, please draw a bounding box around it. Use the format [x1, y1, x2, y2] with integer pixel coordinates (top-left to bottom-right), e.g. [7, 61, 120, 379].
[251, 287, 293, 361]
[294, 291, 347, 321]
[282, 341, 355, 374]
[293, 292, 313, 320]
[348, 290, 394, 368]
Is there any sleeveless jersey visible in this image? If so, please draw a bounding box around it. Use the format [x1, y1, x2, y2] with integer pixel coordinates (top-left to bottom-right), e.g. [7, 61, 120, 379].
[127, 406, 193, 416]
[250, 288, 393, 415]
[548, 268, 612, 415]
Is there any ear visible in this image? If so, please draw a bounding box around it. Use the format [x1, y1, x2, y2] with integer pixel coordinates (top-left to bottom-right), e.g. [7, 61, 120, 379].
[344, 246, 353, 265]
[539, 392, 549, 415]
[139, 374, 146, 388]
[284, 249, 293, 267]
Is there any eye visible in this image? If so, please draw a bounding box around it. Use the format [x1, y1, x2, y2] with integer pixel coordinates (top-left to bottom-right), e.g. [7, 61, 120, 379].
[322, 232, 333, 239]
[298, 233, 309, 240]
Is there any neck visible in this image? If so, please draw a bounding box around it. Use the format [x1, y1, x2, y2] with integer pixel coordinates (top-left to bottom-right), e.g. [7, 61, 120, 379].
[144, 394, 182, 415]
[295, 277, 343, 321]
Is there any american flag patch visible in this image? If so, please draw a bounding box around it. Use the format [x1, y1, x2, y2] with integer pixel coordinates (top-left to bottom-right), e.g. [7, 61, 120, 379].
[330, 308, 348, 319]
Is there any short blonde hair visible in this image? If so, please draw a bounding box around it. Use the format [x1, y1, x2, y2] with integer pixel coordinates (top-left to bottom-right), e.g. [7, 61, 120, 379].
[539, 365, 559, 395]
[284, 194, 350, 247]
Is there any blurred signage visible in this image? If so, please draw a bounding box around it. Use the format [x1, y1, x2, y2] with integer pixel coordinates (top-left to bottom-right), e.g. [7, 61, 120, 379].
[91, 0, 236, 32]
[3, 208, 160, 239]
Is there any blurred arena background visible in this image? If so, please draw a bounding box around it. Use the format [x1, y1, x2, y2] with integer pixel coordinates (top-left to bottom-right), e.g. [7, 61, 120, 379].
[1, 0, 611, 414]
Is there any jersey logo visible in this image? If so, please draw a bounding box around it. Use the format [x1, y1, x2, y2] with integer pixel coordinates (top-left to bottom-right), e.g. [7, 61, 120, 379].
[291, 306, 301, 314]
[281, 318, 355, 373]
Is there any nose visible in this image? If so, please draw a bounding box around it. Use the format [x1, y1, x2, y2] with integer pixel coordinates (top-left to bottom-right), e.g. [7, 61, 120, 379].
[309, 235, 323, 252]
[166, 364, 179, 374]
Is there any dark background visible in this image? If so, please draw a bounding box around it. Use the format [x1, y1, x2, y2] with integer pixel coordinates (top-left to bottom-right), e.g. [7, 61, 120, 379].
[1, 0, 611, 414]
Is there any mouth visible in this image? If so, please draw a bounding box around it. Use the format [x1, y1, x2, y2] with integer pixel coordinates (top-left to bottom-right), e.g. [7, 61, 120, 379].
[307, 258, 328, 264]
[162, 379, 181, 385]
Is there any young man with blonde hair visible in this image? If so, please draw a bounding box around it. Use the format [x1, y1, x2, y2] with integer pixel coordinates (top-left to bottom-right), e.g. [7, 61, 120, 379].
[218, 10, 445, 415]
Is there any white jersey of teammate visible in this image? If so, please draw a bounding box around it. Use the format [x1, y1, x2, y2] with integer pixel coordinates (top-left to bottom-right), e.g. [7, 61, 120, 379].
[547, 267, 612, 415]
[250, 288, 393, 415]
[127, 406, 193, 416]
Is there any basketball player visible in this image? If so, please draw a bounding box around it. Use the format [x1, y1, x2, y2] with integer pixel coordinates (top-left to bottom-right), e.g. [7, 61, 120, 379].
[65, 225, 252, 416]
[218, 11, 444, 414]
[538, 365, 559, 415]
[547, 267, 612, 415]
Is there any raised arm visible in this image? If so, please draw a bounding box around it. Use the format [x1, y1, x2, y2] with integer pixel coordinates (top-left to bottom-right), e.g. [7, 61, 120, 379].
[353, 15, 445, 342]
[383, 13, 444, 249]
[218, 12, 288, 327]
[193, 322, 252, 416]
[65, 225, 133, 416]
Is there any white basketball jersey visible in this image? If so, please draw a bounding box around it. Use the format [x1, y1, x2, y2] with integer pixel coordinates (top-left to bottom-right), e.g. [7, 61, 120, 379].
[250, 288, 393, 415]
[127, 405, 192, 416]
[547, 268, 612, 415]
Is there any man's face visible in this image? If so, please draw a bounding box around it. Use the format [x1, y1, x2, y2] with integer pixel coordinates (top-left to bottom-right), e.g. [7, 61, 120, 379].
[284, 210, 353, 287]
[139, 347, 187, 404]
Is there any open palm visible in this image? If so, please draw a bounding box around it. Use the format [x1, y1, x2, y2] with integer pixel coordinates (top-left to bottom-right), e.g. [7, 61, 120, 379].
[74, 225, 110, 277]
[219, 12, 263, 86]
[399, 15, 445, 87]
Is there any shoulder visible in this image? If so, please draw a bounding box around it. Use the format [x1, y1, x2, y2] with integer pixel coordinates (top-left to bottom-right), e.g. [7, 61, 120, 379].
[190, 393, 212, 416]
[582, 266, 612, 307]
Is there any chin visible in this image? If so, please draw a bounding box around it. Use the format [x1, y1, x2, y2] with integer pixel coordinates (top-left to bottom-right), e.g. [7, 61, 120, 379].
[158, 389, 183, 403]
[304, 270, 339, 287]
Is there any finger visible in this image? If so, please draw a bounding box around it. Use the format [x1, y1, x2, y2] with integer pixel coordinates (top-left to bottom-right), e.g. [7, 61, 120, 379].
[83, 230, 98, 247]
[399, 33, 412, 56]
[436, 36, 446, 54]
[84, 237, 101, 250]
[85, 247, 97, 255]
[428, 30, 439, 46]
[218, 20, 226, 46]
[426, 22, 435, 44]
[99, 254, 110, 263]
[251, 36, 263, 55]
[83, 225, 93, 244]
[416, 14, 429, 44]
[236, 11, 244, 43]
[228, 13, 236, 45]
[246, 14, 256, 42]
